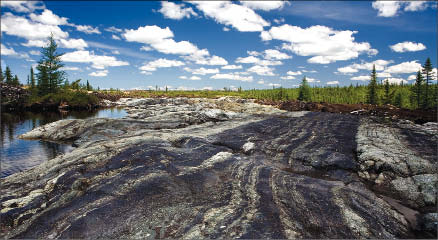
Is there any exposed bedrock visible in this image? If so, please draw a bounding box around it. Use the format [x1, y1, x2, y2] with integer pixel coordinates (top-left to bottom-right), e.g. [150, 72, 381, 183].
[2, 97, 436, 238]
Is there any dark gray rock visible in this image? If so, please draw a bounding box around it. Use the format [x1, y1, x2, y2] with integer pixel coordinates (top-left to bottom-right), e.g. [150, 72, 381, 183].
[2, 98, 436, 238]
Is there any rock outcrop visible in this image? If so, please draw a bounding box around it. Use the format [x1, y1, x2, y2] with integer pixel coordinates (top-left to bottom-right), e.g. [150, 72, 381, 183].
[1, 97, 436, 239]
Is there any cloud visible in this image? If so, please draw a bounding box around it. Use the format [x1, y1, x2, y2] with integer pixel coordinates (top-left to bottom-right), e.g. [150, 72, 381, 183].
[384, 61, 422, 74]
[327, 81, 339, 85]
[280, 76, 296, 80]
[29, 9, 68, 25]
[190, 76, 201, 80]
[1, 44, 18, 55]
[179, 76, 188, 79]
[211, 73, 253, 82]
[263, 49, 292, 60]
[89, 70, 108, 77]
[337, 59, 393, 74]
[257, 80, 265, 84]
[372, 1, 430, 17]
[140, 46, 153, 52]
[61, 50, 129, 69]
[247, 65, 275, 76]
[286, 70, 302, 76]
[223, 27, 230, 32]
[123, 25, 209, 57]
[139, 58, 185, 72]
[407, 74, 417, 81]
[191, 1, 269, 32]
[372, 1, 401, 17]
[0, 1, 45, 13]
[262, 24, 377, 64]
[236, 56, 260, 64]
[1, 12, 69, 40]
[306, 77, 320, 83]
[377, 72, 392, 78]
[74, 24, 101, 34]
[61, 66, 80, 71]
[404, 1, 428, 11]
[184, 67, 219, 75]
[112, 50, 120, 55]
[159, 1, 197, 20]
[222, 65, 242, 70]
[112, 35, 121, 40]
[58, 38, 88, 50]
[390, 41, 426, 52]
[386, 77, 408, 85]
[241, 1, 287, 11]
[337, 66, 358, 74]
[268, 83, 281, 87]
[195, 55, 228, 65]
[351, 75, 370, 81]
[29, 50, 40, 55]
[236, 56, 282, 66]
[105, 26, 123, 33]
[273, 18, 285, 24]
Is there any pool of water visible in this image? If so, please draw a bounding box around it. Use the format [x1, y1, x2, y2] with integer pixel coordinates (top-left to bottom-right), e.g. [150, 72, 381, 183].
[0, 107, 127, 177]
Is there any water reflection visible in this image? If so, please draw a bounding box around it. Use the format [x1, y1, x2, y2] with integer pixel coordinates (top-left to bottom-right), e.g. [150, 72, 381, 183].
[0, 108, 126, 177]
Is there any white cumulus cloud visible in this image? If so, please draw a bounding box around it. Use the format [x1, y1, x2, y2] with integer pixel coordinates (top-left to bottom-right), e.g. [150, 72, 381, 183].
[262, 24, 377, 64]
[139, 58, 185, 72]
[241, 1, 287, 11]
[327, 81, 339, 85]
[1, 12, 68, 40]
[1, 44, 18, 55]
[159, 1, 197, 20]
[222, 65, 242, 70]
[390, 41, 426, 52]
[384, 61, 422, 74]
[211, 73, 253, 82]
[247, 65, 275, 76]
[74, 24, 101, 34]
[190, 1, 269, 32]
[61, 50, 129, 69]
[29, 9, 68, 25]
[89, 70, 108, 77]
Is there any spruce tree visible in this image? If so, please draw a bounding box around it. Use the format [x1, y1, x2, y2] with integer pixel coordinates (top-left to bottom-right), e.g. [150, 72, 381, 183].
[422, 58, 434, 108]
[36, 34, 66, 95]
[412, 70, 424, 108]
[30, 67, 36, 89]
[13, 75, 20, 86]
[384, 79, 390, 104]
[367, 65, 378, 105]
[0, 65, 4, 83]
[5, 66, 13, 85]
[298, 76, 311, 101]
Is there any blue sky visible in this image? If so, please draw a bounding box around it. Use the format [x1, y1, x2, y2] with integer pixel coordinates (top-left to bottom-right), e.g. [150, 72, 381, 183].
[1, 1, 437, 90]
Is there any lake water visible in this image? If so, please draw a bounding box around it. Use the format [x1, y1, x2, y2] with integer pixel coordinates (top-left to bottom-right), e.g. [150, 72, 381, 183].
[0, 108, 127, 178]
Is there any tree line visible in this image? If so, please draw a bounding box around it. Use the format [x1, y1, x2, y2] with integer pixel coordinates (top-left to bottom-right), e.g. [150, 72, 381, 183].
[366, 57, 436, 109]
[1, 34, 94, 96]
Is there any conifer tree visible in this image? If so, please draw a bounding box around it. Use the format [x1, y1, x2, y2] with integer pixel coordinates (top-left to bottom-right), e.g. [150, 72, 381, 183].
[36, 34, 66, 95]
[383, 79, 390, 104]
[5, 66, 13, 85]
[412, 70, 424, 108]
[13, 75, 20, 86]
[298, 76, 311, 101]
[0, 65, 4, 83]
[86, 80, 91, 91]
[422, 57, 434, 108]
[30, 67, 36, 89]
[367, 65, 378, 105]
